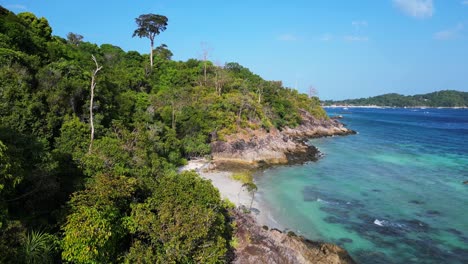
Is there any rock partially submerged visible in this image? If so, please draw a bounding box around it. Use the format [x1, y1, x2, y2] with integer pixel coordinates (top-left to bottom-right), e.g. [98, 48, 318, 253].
[211, 110, 355, 169]
[233, 210, 356, 264]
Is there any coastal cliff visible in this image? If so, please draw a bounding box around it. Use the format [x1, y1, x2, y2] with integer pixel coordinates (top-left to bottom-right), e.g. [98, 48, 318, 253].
[233, 210, 356, 264]
[211, 109, 355, 168]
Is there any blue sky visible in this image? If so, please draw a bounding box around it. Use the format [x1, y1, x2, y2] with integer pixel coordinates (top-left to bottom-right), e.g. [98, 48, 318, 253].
[1, 0, 467, 99]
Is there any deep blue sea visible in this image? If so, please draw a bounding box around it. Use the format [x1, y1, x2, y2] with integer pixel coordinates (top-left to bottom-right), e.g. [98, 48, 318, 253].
[255, 108, 468, 264]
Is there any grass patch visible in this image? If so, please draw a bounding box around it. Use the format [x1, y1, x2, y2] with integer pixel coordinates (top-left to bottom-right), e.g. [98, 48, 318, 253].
[230, 237, 240, 249]
[231, 172, 253, 184]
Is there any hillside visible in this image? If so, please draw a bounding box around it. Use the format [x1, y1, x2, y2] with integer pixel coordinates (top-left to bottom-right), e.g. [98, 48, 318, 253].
[0, 6, 353, 263]
[322, 90, 468, 107]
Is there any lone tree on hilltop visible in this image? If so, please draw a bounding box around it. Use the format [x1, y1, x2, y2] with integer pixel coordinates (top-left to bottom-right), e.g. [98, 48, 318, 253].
[132, 14, 168, 68]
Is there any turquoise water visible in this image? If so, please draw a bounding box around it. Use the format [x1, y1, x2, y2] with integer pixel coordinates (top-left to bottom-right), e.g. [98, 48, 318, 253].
[255, 108, 468, 263]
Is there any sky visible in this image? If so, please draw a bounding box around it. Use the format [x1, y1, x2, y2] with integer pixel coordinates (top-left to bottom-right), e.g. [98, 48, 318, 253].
[1, 0, 467, 100]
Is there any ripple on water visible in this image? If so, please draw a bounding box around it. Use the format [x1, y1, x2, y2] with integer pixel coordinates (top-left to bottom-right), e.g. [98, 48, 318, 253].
[255, 108, 468, 264]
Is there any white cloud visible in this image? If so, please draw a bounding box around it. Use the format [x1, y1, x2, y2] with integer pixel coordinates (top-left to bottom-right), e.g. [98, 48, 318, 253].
[343, 35, 369, 42]
[352, 20, 368, 30]
[393, 0, 434, 19]
[434, 23, 464, 40]
[277, 34, 297, 41]
[462, 1, 468, 6]
[5, 4, 27, 10]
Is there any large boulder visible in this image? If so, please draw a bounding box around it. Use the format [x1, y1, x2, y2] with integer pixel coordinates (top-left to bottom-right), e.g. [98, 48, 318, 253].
[232, 210, 356, 264]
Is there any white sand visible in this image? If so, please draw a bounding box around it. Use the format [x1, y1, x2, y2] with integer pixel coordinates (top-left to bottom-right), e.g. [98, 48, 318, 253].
[180, 159, 283, 230]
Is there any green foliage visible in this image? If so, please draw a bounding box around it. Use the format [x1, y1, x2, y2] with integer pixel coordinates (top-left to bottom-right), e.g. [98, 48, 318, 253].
[230, 236, 240, 249]
[0, 220, 26, 263]
[182, 133, 211, 158]
[0, 6, 329, 263]
[62, 206, 122, 263]
[55, 115, 89, 160]
[0, 140, 13, 194]
[242, 182, 258, 193]
[67, 32, 84, 46]
[323, 90, 468, 107]
[133, 13, 168, 67]
[133, 14, 168, 40]
[17, 12, 52, 40]
[23, 230, 58, 264]
[154, 43, 173, 60]
[231, 172, 254, 185]
[62, 173, 137, 263]
[124, 171, 230, 263]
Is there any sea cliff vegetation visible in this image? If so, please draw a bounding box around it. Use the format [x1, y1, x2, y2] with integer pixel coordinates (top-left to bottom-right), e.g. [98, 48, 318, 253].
[0, 6, 334, 263]
[322, 90, 468, 107]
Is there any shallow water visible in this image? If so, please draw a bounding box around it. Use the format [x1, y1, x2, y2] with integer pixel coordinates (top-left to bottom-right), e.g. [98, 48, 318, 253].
[255, 108, 468, 264]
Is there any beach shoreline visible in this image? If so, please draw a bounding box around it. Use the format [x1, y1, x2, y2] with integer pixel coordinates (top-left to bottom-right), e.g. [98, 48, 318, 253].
[179, 159, 284, 230]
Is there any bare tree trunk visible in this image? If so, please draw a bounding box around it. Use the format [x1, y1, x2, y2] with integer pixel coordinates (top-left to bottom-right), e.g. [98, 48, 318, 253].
[308, 85, 318, 98]
[150, 37, 154, 68]
[204, 60, 207, 85]
[215, 68, 219, 95]
[249, 192, 255, 210]
[88, 55, 103, 153]
[257, 84, 264, 104]
[237, 105, 243, 126]
[201, 42, 211, 86]
[214, 63, 224, 96]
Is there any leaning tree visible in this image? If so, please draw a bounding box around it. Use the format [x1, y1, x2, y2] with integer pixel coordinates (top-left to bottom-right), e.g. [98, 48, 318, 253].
[132, 14, 168, 68]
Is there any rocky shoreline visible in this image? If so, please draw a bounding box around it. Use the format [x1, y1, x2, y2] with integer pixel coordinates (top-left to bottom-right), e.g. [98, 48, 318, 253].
[180, 159, 357, 264]
[233, 210, 356, 264]
[211, 110, 355, 169]
[190, 110, 357, 263]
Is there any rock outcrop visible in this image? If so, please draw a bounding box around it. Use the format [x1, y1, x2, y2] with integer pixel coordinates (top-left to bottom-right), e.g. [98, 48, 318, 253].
[233, 210, 356, 264]
[211, 110, 355, 169]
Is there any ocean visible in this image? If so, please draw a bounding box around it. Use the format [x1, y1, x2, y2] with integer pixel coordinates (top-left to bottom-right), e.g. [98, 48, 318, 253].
[255, 108, 468, 264]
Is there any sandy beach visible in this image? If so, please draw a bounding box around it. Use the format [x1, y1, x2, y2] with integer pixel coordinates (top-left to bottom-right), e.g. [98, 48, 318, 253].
[179, 159, 282, 230]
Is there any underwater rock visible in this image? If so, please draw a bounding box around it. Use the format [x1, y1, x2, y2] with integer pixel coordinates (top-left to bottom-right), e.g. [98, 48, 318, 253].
[409, 200, 425, 205]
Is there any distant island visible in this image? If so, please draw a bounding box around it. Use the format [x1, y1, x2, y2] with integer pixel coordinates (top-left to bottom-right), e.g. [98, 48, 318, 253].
[322, 90, 468, 108]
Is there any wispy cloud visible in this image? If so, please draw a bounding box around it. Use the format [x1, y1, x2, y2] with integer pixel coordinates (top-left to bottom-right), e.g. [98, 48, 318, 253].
[5, 4, 27, 10]
[393, 0, 434, 19]
[277, 34, 298, 42]
[462, 0, 468, 5]
[319, 33, 333, 41]
[352, 20, 368, 30]
[343, 35, 369, 42]
[434, 23, 464, 40]
[343, 21, 369, 42]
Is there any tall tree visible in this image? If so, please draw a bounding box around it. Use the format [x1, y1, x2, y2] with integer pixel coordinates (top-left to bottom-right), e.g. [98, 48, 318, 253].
[132, 14, 168, 68]
[67, 32, 83, 46]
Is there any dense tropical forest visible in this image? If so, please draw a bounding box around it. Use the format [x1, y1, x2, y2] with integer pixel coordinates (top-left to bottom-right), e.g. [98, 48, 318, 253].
[322, 90, 468, 107]
[0, 6, 327, 263]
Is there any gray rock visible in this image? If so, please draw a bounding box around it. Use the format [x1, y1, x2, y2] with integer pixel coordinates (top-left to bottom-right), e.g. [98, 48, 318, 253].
[232, 210, 356, 264]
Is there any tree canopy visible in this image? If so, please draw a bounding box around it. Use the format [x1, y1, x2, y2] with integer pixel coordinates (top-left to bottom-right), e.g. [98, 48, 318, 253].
[0, 6, 329, 263]
[132, 13, 168, 67]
